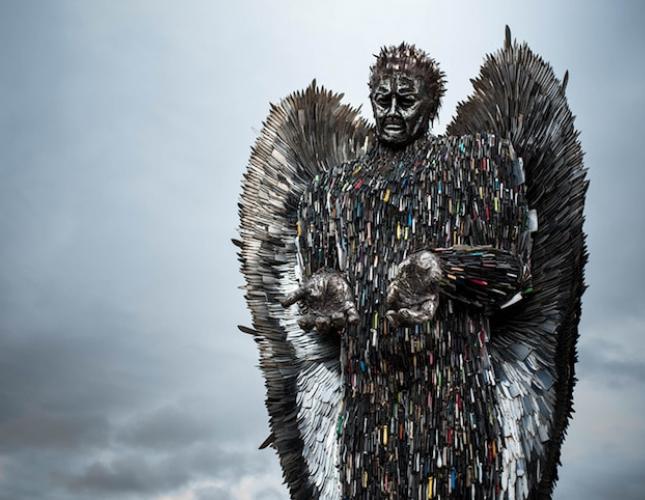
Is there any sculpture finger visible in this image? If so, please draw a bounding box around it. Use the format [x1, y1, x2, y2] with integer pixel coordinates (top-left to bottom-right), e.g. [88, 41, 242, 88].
[345, 305, 360, 325]
[394, 307, 431, 325]
[329, 273, 351, 294]
[330, 311, 345, 330]
[297, 314, 317, 331]
[397, 254, 414, 271]
[281, 286, 307, 307]
[385, 309, 400, 327]
[416, 251, 443, 282]
[419, 296, 439, 320]
[397, 308, 414, 324]
[315, 315, 332, 334]
[386, 282, 401, 308]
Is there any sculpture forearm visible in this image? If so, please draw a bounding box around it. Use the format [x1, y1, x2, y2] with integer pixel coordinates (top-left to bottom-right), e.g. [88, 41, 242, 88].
[434, 245, 532, 310]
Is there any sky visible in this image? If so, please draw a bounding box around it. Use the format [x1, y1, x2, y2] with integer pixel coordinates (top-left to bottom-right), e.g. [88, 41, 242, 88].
[0, 0, 644, 499]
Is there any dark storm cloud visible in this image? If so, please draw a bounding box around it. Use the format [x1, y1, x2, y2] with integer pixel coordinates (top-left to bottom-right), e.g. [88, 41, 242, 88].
[60, 445, 268, 495]
[0, 320, 152, 418]
[0, 325, 273, 498]
[0, 326, 272, 498]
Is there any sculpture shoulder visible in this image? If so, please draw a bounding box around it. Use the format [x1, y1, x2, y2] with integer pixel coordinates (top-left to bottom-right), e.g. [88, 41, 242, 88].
[429, 133, 525, 186]
[305, 155, 371, 196]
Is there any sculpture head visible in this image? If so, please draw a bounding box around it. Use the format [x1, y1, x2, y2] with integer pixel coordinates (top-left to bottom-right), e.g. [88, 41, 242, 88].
[369, 43, 446, 147]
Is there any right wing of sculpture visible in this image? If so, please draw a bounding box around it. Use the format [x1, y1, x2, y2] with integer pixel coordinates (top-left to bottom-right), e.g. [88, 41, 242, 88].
[447, 27, 588, 499]
[235, 81, 373, 499]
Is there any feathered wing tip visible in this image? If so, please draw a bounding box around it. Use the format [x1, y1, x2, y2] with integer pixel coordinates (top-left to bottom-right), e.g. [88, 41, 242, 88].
[237, 81, 373, 498]
[448, 27, 588, 498]
[562, 70, 569, 93]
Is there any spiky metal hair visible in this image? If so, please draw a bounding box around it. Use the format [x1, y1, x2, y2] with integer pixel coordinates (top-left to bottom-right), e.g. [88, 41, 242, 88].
[369, 42, 447, 119]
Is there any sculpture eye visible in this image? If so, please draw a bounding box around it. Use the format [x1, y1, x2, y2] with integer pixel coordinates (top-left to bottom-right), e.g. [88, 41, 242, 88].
[375, 95, 390, 107]
[399, 97, 416, 109]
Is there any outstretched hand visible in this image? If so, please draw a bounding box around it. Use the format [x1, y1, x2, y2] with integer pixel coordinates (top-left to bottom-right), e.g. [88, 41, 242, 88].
[281, 269, 359, 334]
[386, 250, 442, 327]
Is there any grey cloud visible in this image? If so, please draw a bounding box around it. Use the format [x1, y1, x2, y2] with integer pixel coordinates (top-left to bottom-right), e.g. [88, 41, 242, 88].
[195, 483, 287, 500]
[0, 412, 110, 452]
[195, 485, 234, 500]
[555, 453, 645, 500]
[0, 324, 269, 498]
[254, 488, 289, 500]
[60, 445, 271, 496]
[63, 455, 187, 495]
[0, 325, 153, 418]
[577, 335, 645, 386]
[116, 405, 218, 450]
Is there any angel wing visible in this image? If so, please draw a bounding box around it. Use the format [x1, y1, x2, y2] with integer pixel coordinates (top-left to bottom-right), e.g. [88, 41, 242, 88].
[235, 81, 373, 498]
[447, 27, 589, 498]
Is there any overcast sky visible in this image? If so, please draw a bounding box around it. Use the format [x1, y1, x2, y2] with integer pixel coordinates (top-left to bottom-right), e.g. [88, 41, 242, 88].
[1, 1, 644, 499]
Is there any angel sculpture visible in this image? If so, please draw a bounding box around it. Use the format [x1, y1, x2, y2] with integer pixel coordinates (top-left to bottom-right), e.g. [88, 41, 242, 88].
[235, 27, 587, 500]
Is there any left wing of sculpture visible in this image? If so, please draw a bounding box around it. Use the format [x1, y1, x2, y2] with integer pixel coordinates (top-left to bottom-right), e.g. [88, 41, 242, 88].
[447, 26, 589, 499]
[235, 81, 373, 499]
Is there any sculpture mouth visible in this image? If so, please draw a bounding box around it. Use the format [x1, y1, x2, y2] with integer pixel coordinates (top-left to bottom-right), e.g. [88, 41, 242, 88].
[383, 126, 406, 139]
[384, 125, 404, 133]
[382, 117, 406, 133]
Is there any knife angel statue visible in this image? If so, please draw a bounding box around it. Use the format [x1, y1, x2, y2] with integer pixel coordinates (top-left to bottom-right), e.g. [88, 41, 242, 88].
[235, 27, 587, 500]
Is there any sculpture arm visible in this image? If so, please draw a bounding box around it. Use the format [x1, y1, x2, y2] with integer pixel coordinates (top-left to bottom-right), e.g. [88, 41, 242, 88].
[433, 244, 532, 310]
[281, 170, 359, 333]
[433, 139, 535, 311]
[386, 212, 536, 325]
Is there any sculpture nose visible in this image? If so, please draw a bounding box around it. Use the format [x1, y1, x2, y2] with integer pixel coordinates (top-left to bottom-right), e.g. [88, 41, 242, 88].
[387, 95, 398, 115]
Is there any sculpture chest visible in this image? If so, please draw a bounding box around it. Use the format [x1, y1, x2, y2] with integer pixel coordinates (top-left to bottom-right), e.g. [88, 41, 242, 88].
[297, 135, 526, 499]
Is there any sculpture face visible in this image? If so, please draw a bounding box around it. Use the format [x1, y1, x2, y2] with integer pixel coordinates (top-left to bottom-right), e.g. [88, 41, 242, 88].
[370, 73, 434, 146]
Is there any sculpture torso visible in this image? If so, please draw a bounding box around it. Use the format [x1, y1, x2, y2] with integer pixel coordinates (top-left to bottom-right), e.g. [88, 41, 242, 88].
[297, 134, 528, 499]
